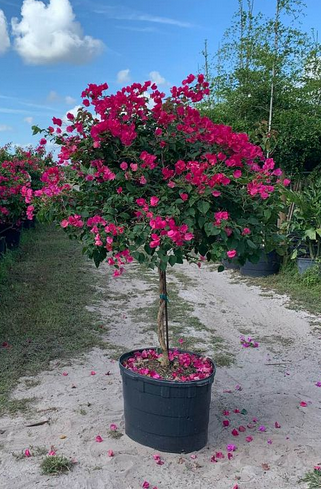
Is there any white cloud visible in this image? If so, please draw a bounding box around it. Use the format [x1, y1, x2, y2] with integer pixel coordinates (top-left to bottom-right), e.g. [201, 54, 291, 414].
[0, 10, 10, 54]
[65, 95, 76, 105]
[117, 69, 131, 84]
[24, 116, 33, 124]
[94, 6, 193, 28]
[47, 90, 59, 102]
[0, 124, 12, 131]
[11, 0, 104, 65]
[149, 71, 168, 85]
[62, 104, 82, 123]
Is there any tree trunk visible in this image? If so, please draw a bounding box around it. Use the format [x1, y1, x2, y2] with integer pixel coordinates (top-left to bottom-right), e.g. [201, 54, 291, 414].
[157, 268, 169, 366]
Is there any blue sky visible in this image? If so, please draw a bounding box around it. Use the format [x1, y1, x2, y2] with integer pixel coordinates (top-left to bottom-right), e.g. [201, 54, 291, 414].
[0, 0, 321, 148]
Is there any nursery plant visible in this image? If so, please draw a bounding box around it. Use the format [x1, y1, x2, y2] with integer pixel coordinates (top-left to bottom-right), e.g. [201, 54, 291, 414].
[31, 74, 290, 452]
[32, 74, 288, 367]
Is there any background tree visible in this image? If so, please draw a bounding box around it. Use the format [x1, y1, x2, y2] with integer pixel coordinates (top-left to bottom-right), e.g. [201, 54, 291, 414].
[201, 0, 321, 177]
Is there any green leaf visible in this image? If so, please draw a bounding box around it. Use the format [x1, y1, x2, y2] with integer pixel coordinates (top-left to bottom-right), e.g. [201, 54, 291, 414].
[304, 228, 317, 240]
[218, 265, 224, 272]
[316, 228, 321, 237]
[198, 216, 206, 228]
[291, 249, 298, 259]
[169, 255, 177, 266]
[197, 201, 210, 215]
[246, 239, 257, 249]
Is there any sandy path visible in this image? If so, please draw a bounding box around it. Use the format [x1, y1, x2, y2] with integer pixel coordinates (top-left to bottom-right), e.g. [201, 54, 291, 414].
[0, 262, 320, 489]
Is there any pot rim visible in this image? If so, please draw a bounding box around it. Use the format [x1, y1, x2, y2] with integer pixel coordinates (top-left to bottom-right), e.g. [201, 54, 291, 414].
[119, 347, 216, 387]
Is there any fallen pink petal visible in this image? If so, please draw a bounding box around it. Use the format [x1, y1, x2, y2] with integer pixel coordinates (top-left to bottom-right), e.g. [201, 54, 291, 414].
[62, 372, 68, 376]
[259, 425, 266, 432]
[216, 452, 225, 459]
[107, 450, 114, 457]
[232, 428, 239, 436]
[275, 421, 281, 428]
[90, 371, 96, 375]
[267, 439, 273, 444]
[24, 449, 31, 457]
[238, 425, 246, 432]
[246, 436, 253, 442]
[223, 410, 230, 416]
[300, 401, 308, 407]
[48, 450, 56, 456]
[315, 382, 321, 387]
[223, 420, 230, 427]
[95, 435, 103, 443]
[110, 423, 118, 431]
[210, 455, 217, 463]
[227, 453, 234, 460]
[142, 482, 150, 489]
[190, 454, 197, 459]
[227, 444, 237, 452]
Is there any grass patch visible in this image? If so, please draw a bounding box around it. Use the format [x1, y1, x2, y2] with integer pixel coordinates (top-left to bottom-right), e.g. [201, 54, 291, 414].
[40, 455, 73, 475]
[253, 263, 321, 316]
[299, 468, 321, 488]
[0, 224, 103, 415]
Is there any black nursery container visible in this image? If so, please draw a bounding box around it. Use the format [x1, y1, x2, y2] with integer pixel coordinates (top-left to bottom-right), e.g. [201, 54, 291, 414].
[240, 250, 280, 277]
[119, 349, 215, 453]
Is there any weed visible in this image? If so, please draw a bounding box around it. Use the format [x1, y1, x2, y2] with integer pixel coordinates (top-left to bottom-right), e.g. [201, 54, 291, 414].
[40, 455, 74, 475]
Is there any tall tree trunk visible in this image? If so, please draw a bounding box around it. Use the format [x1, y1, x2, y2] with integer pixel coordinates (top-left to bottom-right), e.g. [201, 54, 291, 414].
[157, 268, 169, 366]
[267, 0, 281, 158]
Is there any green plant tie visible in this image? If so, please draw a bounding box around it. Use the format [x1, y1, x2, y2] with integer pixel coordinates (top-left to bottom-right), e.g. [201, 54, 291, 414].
[160, 294, 169, 302]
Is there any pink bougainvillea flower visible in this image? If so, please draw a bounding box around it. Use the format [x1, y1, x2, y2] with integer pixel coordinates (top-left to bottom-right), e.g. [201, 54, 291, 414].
[242, 227, 251, 235]
[110, 423, 118, 431]
[95, 435, 103, 443]
[223, 420, 230, 427]
[314, 466, 321, 471]
[283, 178, 291, 186]
[234, 409, 240, 414]
[300, 401, 308, 407]
[62, 372, 68, 376]
[216, 452, 225, 459]
[142, 482, 150, 489]
[238, 426, 246, 432]
[233, 485, 239, 489]
[227, 453, 234, 460]
[107, 450, 114, 457]
[267, 439, 272, 445]
[315, 382, 321, 387]
[246, 436, 253, 442]
[90, 371, 96, 376]
[232, 429, 239, 437]
[48, 450, 56, 456]
[227, 444, 237, 452]
[178, 338, 184, 344]
[227, 250, 237, 258]
[223, 410, 230, 416]
[24, 449, 31, 457]
[259, 426, 266, 432]
[275, 422, 281, 429]
[150, 196, 159, 207]
[180, 193, 189, 201]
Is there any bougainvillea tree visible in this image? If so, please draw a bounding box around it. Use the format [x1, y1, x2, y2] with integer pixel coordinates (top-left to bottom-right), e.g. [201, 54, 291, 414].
[31, 74, 289, 371]
[0, 144, 50, 229]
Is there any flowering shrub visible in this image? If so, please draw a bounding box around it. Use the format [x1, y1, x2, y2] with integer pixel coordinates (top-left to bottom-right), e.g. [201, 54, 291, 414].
[31, 74, 288, 367]
[0, 145, 49, 228]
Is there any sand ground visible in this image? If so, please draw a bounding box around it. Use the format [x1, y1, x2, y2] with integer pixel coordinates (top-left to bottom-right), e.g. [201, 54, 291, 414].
[0, 262, 320, 489]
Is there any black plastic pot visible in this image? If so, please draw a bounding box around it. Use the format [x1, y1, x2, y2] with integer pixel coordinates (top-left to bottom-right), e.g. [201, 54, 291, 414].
[0, 237, 6, 257]
[297, 257, 316, 275]
[222, 259, 240, 270]
[23, 219, 35, 230]
[240, 250, 280, 277]
[119, 348, 215, 453]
